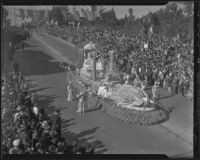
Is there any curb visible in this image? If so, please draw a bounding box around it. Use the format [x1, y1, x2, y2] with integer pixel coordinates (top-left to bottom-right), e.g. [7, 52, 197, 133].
[45, 33, 76, 48]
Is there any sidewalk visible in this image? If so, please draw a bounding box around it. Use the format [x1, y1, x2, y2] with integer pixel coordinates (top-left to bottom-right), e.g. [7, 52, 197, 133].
[158, 88, 193, 145]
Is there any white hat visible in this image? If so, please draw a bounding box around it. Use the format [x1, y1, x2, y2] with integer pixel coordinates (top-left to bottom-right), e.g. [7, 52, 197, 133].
[17, 105, 22, 111]
[109, 50, 114, 53]
[9, 92, 14, 96]
[155, 81, 160, 85]
[14, 113, 21, 120]
[13, 139, 20, 147]
[2, 86, 6, 91]
[33, 106, 39, 115]
[42, 120, 48, 127]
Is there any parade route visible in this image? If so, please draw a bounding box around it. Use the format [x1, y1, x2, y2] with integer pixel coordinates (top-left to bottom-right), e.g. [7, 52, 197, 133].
[13, 35, 193, 156]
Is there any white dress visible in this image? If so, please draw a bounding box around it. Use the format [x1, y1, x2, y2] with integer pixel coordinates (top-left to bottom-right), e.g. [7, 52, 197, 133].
[152, 85, 158, 99]
[67, 85, 73, 101]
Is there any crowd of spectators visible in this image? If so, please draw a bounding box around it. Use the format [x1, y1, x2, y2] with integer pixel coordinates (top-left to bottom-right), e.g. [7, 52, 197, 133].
[2, 59, 95, 155]
[42, 24, 193, 100]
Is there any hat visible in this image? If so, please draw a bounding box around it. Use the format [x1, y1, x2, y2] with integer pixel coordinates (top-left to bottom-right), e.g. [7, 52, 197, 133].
[155, 81, 160, 85]
[2, 86, 6, 92]
[9, 91, 14, 96]
[42, 120, 48, 127]
[48, 145, 56, 153]
[33, 106, 39, 115]
[32, 130, 39, 140]
[13, 139, 20, 147]
[14, 112, 22, 121]
[17, 105, 22, 111]
[51, 138, 58, 145]
[58, 142, 65, 147]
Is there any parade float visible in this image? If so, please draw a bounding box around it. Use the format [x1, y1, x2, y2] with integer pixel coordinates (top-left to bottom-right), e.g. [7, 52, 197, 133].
[38, 25, 170, 126]
[77, 43, 170, 126]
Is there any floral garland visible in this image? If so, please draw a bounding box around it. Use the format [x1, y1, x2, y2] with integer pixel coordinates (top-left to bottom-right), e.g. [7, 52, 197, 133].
[100, 98, 169, 126]
[76, 80, 169, 126]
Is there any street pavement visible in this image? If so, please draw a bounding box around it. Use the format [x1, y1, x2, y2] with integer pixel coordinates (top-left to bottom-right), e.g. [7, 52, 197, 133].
[13, 34, 193, 157]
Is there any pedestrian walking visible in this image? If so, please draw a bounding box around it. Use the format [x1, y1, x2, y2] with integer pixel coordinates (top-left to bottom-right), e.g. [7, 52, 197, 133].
[77, 91, 84, 113]
[76, 82, 88, 114]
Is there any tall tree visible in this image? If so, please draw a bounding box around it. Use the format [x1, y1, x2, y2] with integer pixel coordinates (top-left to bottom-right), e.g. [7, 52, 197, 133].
[100, 7, 118, 27]
[128, 8, 133, 16]
[2, 7, 10, 28]
[49, 7, 65, 25]
[183, 2, 193, 16]
[27, 9, 34, 20]
[19, 9, 25, 20]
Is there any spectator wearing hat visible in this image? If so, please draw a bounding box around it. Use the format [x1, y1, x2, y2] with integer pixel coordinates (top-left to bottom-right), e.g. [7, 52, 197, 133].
[57, 142, 65, 154]
[31, 129, 39, 150]
[9, 139, 23, 154]
[48, 145, 57, 154]
[51, 110, 62, 141]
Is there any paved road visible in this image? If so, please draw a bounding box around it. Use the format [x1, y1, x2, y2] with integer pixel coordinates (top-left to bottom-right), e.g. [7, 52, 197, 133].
[13, 35, 193, 157]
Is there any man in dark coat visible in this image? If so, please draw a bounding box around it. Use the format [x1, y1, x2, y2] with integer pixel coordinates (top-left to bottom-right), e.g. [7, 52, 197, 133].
[51, 110, 62, 141]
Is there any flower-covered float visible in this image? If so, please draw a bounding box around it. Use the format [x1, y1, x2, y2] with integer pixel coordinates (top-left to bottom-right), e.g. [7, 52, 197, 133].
[97, 82, 169, 126]
[77, 48, 169, 126]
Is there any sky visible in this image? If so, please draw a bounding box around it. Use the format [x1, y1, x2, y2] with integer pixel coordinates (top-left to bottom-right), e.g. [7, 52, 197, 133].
[74, 6, 164, 19]
[5, 2, 187, 20]
[5, 5, 164, 19]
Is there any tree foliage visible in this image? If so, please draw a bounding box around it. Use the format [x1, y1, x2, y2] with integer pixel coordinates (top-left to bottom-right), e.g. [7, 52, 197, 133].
[100, 7, 118, 27]
[49, 6, 72, 25]
[136, 2, 194, 39]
